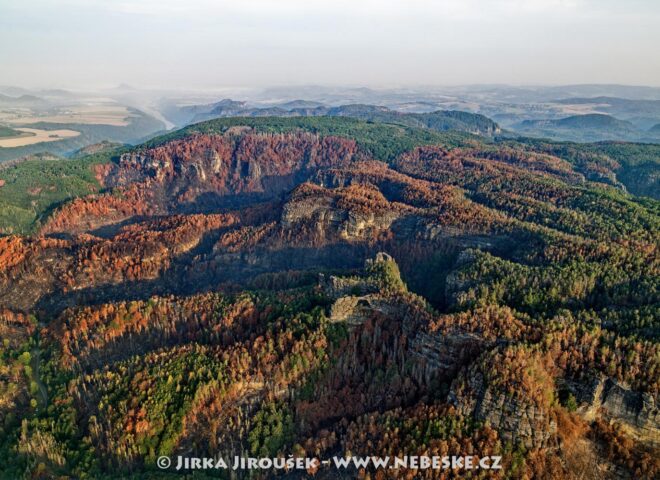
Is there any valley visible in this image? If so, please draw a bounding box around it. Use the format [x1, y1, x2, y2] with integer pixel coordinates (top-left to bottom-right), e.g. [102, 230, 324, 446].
[0, 89, 165, 163]
[0, 116, 657, 479]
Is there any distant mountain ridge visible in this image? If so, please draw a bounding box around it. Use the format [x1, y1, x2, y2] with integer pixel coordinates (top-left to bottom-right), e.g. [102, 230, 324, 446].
[0, 93, 46, 106]
[555, 96, 660, 112]
[514, 113, 660, 143]
[520, 113, 636, 129]
[184, 101, 502, 137]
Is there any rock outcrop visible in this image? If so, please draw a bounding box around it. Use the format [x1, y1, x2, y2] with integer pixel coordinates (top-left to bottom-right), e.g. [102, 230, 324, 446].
[570, 376, 660, 445]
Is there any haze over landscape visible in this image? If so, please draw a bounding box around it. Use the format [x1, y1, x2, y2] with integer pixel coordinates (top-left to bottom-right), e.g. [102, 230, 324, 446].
[2, 0, 660, 88]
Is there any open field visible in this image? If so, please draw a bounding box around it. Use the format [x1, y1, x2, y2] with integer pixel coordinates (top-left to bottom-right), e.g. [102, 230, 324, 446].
[0, 127, 80, 147]
[0, 105, 136, 127]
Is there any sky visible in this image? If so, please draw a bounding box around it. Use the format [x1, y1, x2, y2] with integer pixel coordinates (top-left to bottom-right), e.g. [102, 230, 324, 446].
[1, 0, 659, 90]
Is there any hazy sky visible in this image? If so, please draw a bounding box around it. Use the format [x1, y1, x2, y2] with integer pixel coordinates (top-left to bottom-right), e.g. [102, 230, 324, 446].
[1, 0, 659, 89]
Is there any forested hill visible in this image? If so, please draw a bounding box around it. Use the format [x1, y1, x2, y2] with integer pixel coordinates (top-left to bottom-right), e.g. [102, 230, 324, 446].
[0, 115, 658, 478]
[514, 113, 660, 143]
[523, 113, 635, 129]
[172, 101, 502, 137]
[2, 116, 658, 235]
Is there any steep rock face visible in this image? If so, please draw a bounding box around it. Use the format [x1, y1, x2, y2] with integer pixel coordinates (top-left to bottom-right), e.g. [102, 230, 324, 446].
[0, 236, 73, 312]
[328, 295, 406, 328]
[449, 343, 660, 451]
[41, 133, 363, 235]
[319, 272, 380, 298]
[322, 255, 488, 389]
[281, 183, 407, 240]
[281, 184, 340, 229]
[109, 133, 361, 200]
[599, 383, 659, 443]
[408, 330, 485, 386]
[454, 371, 557, 449]
[571, 376, 660, 445]
[449, 349, 558, 450]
